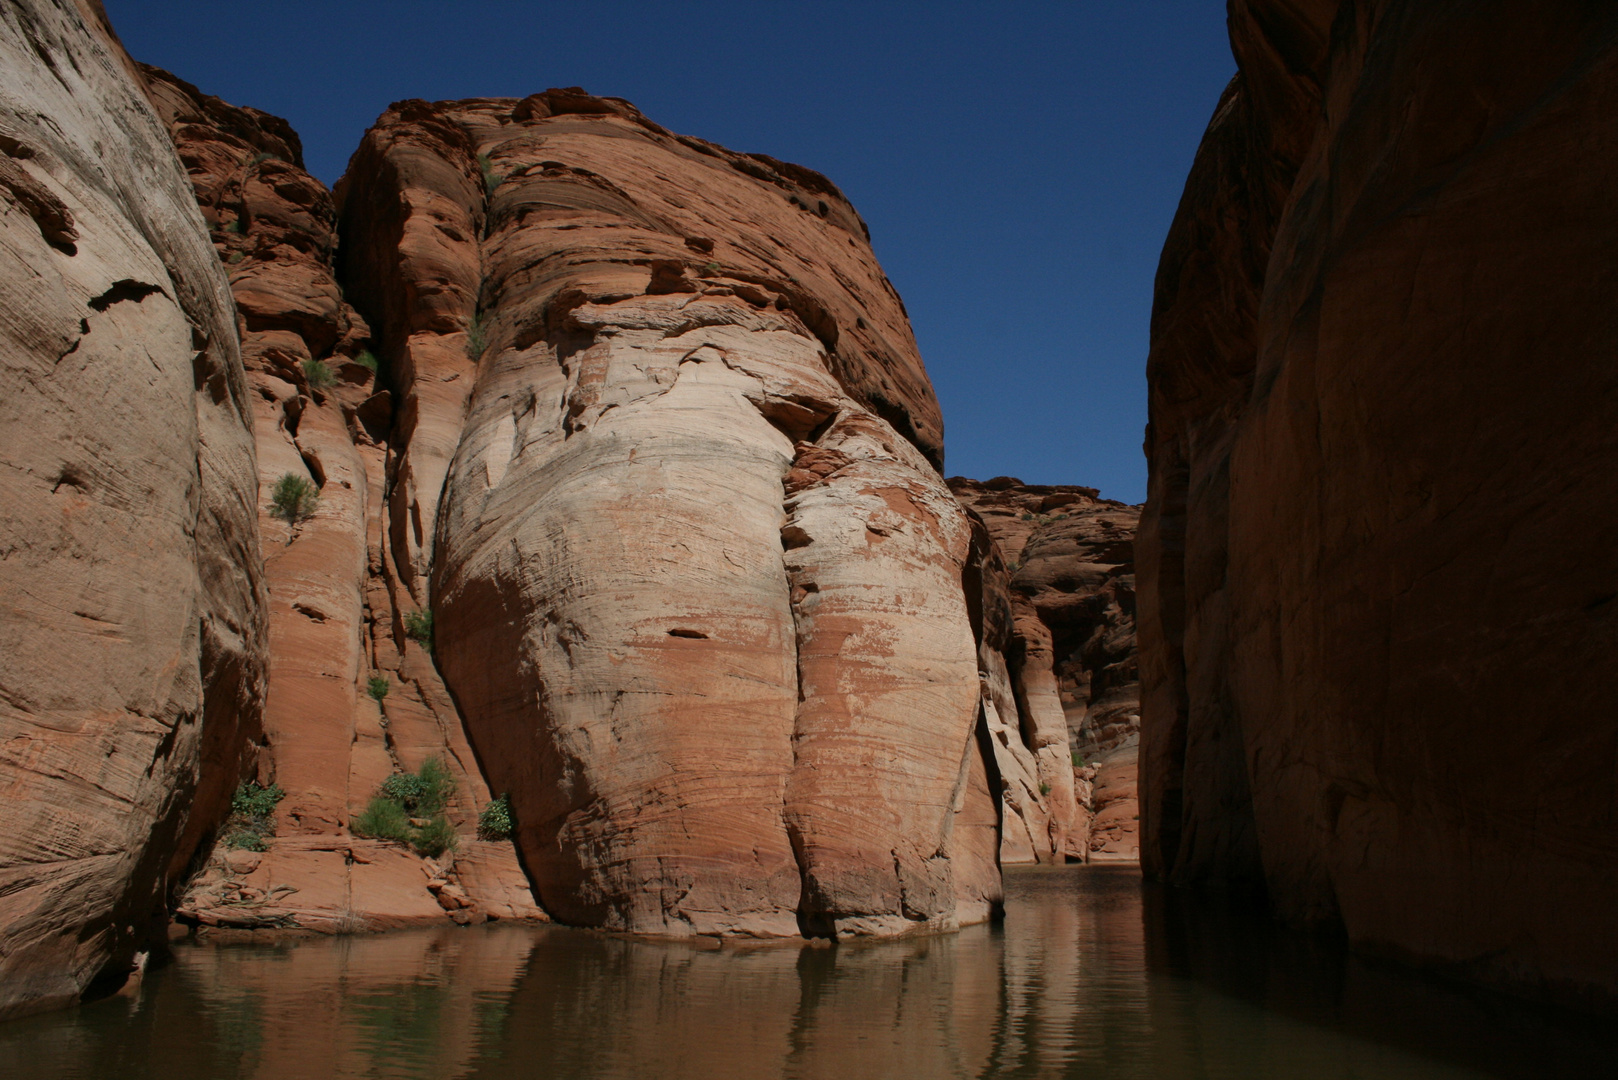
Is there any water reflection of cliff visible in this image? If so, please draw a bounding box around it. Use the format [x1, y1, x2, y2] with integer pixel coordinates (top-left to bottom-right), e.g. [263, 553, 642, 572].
[7, 867, 1618, 1079]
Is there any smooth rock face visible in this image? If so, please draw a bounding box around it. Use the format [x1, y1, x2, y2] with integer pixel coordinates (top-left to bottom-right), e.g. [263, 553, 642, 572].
[951, 477, 1141, 863]
[339, 90, 983, 937]
[0, 3, 265, 1019]
[1140, 0, 1618, 1007]
[139, 67, 542, 931]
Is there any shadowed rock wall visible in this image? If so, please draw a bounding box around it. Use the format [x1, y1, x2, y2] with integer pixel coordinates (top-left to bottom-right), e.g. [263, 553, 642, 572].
[1140, 0, 1618, 1009]
[0, 0, 265, 1019]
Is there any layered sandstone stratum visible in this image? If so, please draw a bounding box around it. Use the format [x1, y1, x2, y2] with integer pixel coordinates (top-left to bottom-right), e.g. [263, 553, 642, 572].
[1140, 0, 1618, 1009]
[0, 2, 1126, 1019]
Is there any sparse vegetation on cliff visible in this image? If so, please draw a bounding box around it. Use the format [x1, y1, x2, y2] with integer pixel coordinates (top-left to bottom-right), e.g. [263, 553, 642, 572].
[352, 349, 378, 372]
[302, 357, 336, 390]
[403, 609, 433, 650]
[367, 675, 389, 701]
[477, 152, 501, 194]
[465, 313, 486, 360]
[269, 473, 318, 523]
[353, 757, 458, 857]
[477, 795, 512, 841]
[223, 782, 285, 851]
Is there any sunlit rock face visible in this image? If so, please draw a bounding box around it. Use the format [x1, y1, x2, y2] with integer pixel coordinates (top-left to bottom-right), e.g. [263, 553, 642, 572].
[1140, 0, 1618, 1007]
[138, 66, 543, 933]
[337, 89, 987, 938]
[0, 1, 265, 1019]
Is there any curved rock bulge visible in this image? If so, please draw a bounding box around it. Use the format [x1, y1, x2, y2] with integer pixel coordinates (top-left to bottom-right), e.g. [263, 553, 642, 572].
[0, 2, 264, 1019]
[337, 91, 986, 937]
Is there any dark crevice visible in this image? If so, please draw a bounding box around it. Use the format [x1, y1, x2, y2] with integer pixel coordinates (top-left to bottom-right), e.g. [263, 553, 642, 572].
[88, 279, 165, 312]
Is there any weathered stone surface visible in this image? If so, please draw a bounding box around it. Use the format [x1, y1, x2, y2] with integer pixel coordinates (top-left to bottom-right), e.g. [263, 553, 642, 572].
[1140, 0, 1618, 1008]
[951, 477, 1141, 864]
[339, 90, 983, 937]
[141, 66, 541, 932]
[0, 3, 265, 1019]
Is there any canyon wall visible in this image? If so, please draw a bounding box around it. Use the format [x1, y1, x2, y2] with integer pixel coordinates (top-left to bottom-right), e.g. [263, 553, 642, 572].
[137, 66, 542, 932]
[334, 90, 990, 938]
[0, 2, 264, 1019]
[1140, 0, 1618, 1008]
[951, 478, 1140, 863]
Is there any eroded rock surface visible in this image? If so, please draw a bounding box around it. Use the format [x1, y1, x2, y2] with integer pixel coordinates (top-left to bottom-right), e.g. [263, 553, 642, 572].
[1140, 0, 1618, 1008]
[338, 90, 984, 937]
[139, 66, 541, 932]
[0, 3, 264, 1019]
[951, 477, 1140, 863]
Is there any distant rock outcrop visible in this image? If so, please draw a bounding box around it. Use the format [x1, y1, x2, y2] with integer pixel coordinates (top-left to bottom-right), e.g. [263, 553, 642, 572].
[138, 65, 542, 931]
[1139, 0, 1618, 1009]
[950, 478, 1140, 863]
[0, 2, 264, 1019]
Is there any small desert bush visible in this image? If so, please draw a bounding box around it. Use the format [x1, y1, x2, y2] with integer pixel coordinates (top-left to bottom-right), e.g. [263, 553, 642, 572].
[355, 757, 458, 856]
[477, 795, 512, 841]
[1072, 751, 1085, 768]
[413, 815, 457, 858]
[269, 473, 318, 523]
[403, 609, 433, 650]
[354, 796, 412, 844]
[367, 675, 389, 701]
[1038, 781, 1052, 797]
[223, 781, 285, 851]
[302, 357, 336, 391]
[465, 313, 486, 360]
[352, 349, 379, 372]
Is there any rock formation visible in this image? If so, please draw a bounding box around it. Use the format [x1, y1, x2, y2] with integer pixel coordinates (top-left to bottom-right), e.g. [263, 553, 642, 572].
[335, 90, 988, 938]
[951, 477, 1140, 863]
[136, 65, 542, 932]
[0, 1, 264, 1019]
[1139, 0, 1618, 1008]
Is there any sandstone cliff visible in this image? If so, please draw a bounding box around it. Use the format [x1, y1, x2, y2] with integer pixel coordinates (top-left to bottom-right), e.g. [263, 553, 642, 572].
[1140, 0, 1618, 1008]
[334, 90, 989, 938]
[137, 65, 542, 932]
[951, 477, 1140, 863]
[0, 2, 264, 1019]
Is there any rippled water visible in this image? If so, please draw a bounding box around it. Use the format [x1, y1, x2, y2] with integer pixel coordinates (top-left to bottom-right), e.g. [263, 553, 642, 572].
[4, 866, 1613, 1079]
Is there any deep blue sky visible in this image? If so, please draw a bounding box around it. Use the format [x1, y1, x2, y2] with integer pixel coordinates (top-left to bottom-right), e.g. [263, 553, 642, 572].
[107, 1, 1232, 503]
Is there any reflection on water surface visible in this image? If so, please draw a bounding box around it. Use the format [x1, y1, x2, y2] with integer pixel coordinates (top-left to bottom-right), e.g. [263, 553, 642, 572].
[4, 866, 1613, 1079]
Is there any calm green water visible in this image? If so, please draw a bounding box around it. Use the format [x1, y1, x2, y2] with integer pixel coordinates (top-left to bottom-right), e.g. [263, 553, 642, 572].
[2, 866, 1612, 1079]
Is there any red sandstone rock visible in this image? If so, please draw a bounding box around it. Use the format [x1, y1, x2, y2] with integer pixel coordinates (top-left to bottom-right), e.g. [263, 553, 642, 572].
[140, 66, 543, 932]
[0, 4, 265, 1019]
[339, 91, 983, 938]
[951, 478, 1141, 863]
[1140, 0, 1618, 1009]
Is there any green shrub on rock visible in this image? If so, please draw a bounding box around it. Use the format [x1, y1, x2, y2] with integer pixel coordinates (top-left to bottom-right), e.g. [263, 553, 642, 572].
[302, 357, 336, 391]
[223, 781, 285, 851]
[270, 473, 318, 523]
[353, 796, 411, 844]
[354, 756, 458, 857]
[478, 795, 512, 841]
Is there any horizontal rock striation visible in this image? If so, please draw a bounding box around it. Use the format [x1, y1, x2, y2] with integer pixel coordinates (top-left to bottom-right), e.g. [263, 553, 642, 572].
[337, 90, 986, 938]
[1140, 0, 1618, 1008]
[139, 66, 542, 931]
[0, 2, 265, 1019]
[951, 477, 1140, 863]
